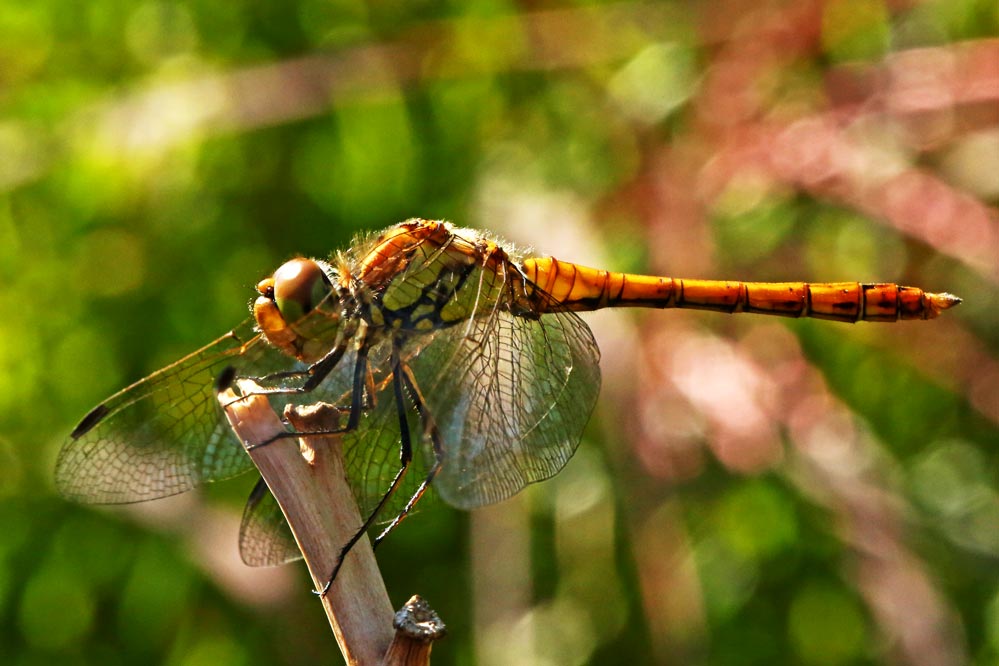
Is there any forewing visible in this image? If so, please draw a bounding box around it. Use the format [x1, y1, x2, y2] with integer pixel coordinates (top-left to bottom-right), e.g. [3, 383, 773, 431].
[55, 318, 300, 504]
[406, 308, 601, 509]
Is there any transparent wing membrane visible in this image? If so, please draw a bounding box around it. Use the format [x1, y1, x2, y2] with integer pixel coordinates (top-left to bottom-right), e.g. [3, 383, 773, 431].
[409, 308, 600, 508]
[239, 477, 302, 567]
[56, 319, 276, 503]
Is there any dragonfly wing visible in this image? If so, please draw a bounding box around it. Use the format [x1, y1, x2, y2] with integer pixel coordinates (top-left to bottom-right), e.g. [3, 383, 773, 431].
[336, 339, 438, 520]
[407, 309, 601, 509]
[55, 318, 300, 504]
[239, 341, 424, 566]
[239, 477, 302, 567]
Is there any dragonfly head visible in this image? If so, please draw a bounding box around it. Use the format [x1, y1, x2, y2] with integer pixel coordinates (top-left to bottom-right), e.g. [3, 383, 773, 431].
[254, 258, 341, 362]
[264, 258, 334, 321]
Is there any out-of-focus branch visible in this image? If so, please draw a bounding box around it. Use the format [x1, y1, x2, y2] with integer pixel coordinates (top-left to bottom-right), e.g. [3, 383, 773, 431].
[627, 323, 969, 665]
[699, 116, 999, 283]
[2, 2, 681, 192]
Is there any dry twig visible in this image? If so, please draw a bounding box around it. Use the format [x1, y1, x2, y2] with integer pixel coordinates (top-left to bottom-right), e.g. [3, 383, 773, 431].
[218, 380, 395, 664]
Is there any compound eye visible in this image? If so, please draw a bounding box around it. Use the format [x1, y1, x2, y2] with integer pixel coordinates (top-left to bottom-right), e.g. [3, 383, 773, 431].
[271, 258, 332, 323]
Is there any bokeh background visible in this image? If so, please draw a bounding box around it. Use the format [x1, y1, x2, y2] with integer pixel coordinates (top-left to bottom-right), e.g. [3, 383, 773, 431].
[1, 0, 997, 664]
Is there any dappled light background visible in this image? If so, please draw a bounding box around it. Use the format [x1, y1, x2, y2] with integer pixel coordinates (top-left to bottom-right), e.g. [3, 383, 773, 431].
[1, 1, 997, 664]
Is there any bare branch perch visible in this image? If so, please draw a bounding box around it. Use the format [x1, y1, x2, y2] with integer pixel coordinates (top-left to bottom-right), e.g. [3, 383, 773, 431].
[382, 595, 447, 666]
[218, 380, 394, 665]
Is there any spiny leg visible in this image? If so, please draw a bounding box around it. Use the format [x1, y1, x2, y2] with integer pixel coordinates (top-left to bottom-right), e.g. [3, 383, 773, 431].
[222, 341, 350, 401]
[242, 341, 370, 451]
[372, 360, 444, 549]
[219, 326, 376, 452]
[315, 346, 416, 597]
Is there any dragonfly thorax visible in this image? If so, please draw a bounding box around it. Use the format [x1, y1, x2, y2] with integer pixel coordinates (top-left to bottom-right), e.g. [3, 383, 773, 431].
[342, 219, 535, 334]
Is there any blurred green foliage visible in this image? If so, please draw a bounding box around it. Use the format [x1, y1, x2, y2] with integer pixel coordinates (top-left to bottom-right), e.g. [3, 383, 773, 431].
[1, 0, 997, 664]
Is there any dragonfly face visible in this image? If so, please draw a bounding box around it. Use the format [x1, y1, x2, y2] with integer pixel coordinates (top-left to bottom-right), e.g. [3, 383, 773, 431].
[253, 257, 343, 364]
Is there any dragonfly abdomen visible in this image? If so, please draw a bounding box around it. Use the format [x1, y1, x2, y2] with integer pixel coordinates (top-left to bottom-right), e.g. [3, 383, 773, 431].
[522, 257, 961, 322]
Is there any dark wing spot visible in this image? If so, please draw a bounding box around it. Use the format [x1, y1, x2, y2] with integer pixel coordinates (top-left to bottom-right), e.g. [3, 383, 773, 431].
[70, 403, 111, 439]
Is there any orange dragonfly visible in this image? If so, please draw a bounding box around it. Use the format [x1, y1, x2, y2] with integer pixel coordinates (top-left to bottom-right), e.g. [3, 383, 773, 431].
[57, 219, 960, 593]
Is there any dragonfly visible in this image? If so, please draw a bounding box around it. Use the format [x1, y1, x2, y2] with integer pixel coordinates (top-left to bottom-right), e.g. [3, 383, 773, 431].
[57, 219, 961, 594]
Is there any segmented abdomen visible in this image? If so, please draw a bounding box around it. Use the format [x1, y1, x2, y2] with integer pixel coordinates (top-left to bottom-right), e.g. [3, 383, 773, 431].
[521, 257, 961, 322]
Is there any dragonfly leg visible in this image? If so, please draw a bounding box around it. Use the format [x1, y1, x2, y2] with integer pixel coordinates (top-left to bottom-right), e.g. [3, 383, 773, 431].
[372, 361, 443, 550]
[218, 339, 351, 404]
[315, 347, 415, 597]
[243, 342, 371, 451]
